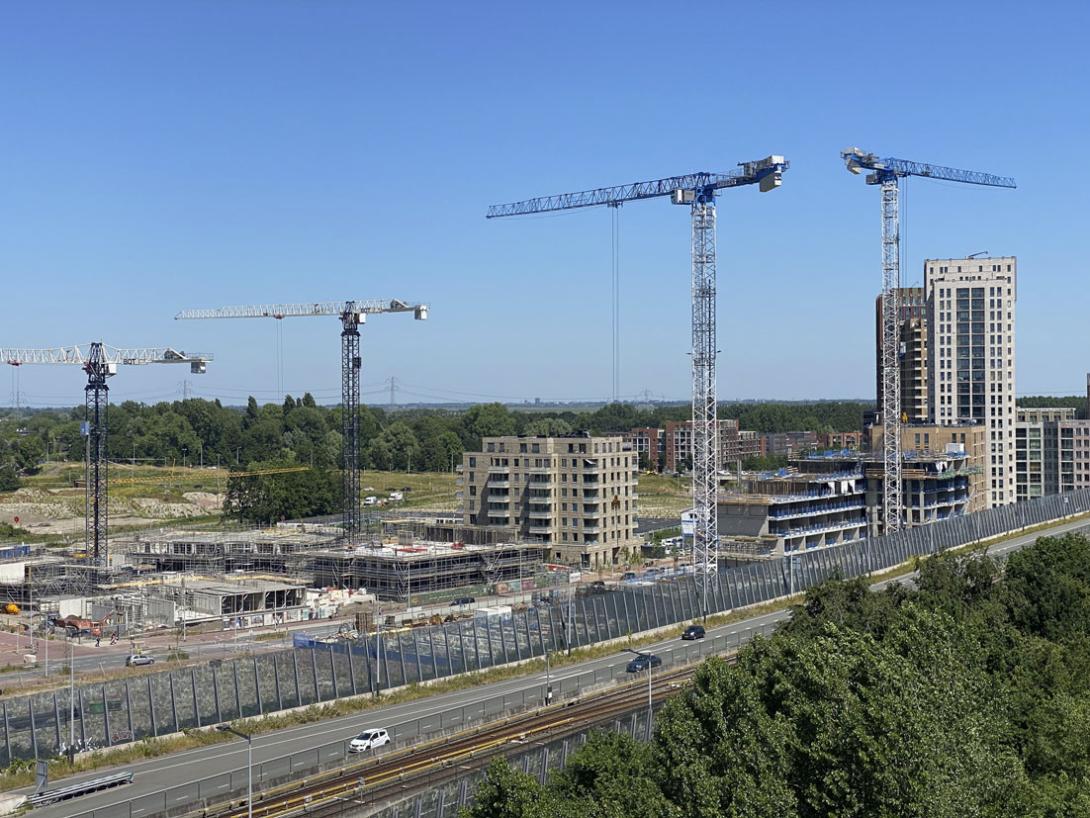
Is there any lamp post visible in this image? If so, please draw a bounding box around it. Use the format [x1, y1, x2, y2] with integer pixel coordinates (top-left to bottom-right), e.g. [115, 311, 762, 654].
[625, 649, 654, 740]
[215, 724, 253, 818]
[543, 651, 552, 706]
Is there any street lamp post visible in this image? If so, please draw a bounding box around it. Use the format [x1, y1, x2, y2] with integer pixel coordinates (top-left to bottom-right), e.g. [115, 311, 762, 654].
[625, 649, 654, 740]
[215, 724, 253, 818]
[543, 651, 552, 707]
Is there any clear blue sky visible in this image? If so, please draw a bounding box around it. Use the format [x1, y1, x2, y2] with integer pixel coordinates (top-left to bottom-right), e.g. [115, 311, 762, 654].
[2, 1, 1087, 407]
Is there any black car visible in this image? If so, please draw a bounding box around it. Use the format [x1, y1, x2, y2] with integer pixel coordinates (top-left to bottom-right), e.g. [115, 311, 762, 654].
[682, 624, 706, 641]
[451, 596, 476, 607]
[625, 653, 662, 673]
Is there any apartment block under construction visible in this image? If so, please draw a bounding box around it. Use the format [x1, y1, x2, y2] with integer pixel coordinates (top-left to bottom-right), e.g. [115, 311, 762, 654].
[310, 539, 546, 600]
[458, 433, 639, 569]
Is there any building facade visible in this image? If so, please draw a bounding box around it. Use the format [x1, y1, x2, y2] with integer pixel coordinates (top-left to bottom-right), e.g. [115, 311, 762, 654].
[867, 422, 988, 515]
[664, 419, 747, 473]
[458, 434, 639, 569]
[876, 286, 930, 423]
[1016, 407, 1090, 500]
[925, 256, 1017, 507]
[818, 430, 863, 451]
[718, 443, 976, 555]
[622, 427, 664, 471]
[759, 431, 819, 458]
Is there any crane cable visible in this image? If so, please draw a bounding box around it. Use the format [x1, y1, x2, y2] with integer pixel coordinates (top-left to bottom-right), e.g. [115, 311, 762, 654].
[610, 204, 622, 403]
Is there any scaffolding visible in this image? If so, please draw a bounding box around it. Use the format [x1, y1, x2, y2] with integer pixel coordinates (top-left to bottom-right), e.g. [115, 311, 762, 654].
[114, 525, 342, 575]
[310, 540, 546, 600]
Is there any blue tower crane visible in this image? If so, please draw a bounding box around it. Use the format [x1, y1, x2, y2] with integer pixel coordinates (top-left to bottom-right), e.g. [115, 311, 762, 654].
[488, 156, 789, 616]
[841, 148, 1016, 535]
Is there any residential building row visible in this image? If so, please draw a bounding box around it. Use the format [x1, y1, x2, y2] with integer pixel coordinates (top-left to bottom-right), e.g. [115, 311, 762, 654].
[622, 422, 835, 474]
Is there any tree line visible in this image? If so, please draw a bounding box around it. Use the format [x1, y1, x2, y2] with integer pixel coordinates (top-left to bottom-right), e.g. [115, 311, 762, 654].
[463, 534, 1090, 816]
[0, 397, 873, 484]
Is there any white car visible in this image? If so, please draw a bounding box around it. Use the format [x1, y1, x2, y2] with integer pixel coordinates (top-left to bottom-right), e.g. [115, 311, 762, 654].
[349, 728, 391, 753]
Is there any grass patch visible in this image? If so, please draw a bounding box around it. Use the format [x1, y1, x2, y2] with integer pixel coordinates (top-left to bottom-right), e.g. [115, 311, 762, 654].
[0, 729, 234, 792]
[252, 631, 288, 642]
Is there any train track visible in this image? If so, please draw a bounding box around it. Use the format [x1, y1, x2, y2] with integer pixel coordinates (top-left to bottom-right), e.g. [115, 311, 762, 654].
[204, 658, 721, 818]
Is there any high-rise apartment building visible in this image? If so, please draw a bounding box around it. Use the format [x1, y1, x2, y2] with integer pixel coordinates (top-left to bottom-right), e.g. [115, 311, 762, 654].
[925, 256, 1017, 507]
[876, 287, 929, 423]
[458, 434, 639, 569]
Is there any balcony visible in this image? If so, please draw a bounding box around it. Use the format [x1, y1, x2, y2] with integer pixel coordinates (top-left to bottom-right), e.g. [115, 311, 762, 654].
[582, 523, 601, 533]
[455, 477, 464, 486]
[488, 480, 511, 489]
[528, 524, 553, 535]
[529, 507, 553, 519]
[488, 465, 509, 474]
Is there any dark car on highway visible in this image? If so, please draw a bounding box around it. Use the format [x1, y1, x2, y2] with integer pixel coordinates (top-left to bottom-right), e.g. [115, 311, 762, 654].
[682, 624, 706, 641]
[450, 596, 475, 606]
[626, 653, 662, 673]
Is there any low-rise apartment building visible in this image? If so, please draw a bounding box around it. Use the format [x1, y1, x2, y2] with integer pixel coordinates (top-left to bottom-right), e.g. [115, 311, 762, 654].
[1016, 407, 1090, 500]
[622, 427, 664, 471]
[759, 431, 819, 458]
[458, 434, 639, 569]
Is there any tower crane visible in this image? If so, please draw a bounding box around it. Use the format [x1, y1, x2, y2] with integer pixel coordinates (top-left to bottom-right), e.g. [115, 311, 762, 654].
[841, 148, 1016, 534]
[0, 344, 213, 566]
[175, 300, 428, 540]
[488, 157, 789, 617]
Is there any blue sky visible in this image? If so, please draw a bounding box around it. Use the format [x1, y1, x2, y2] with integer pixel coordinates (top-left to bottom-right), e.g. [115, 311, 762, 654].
[2, 1, 1087, 407]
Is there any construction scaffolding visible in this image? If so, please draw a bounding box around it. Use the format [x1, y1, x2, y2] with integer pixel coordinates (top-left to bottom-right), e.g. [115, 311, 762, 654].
[310, 540, 547, 600]
[114, 525, 342, 575]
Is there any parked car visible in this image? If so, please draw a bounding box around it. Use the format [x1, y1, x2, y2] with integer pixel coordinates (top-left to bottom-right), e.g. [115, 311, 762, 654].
[451, 596, 476, 607]
[625, 653, 662, 673]
[682, 624, 706, 641]
[349, 728, 391, 753]
[621, 571, 638, 582]
[125, 654, 155, 667]
[363, 496, 378, 506]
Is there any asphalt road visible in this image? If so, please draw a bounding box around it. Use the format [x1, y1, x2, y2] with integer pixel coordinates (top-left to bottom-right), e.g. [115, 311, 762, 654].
[26, 514, 1090, 818]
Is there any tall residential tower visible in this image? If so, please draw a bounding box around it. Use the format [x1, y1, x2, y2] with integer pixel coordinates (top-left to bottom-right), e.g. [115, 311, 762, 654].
[925, 256, 1017, 506]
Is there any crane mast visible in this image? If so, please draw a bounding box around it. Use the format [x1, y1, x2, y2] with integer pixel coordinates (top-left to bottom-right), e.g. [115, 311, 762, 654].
[488, 156, 788, 617]
[1, 343, 212, 568]
[175, 299, 428, 540]
[841, 147, 1015, 534]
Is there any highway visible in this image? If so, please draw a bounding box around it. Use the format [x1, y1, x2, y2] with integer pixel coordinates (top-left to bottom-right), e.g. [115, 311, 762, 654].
[26, 514, 1090, 818]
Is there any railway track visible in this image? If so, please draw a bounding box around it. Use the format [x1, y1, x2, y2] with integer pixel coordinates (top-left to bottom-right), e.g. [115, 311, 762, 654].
[205, 657, 722, 818]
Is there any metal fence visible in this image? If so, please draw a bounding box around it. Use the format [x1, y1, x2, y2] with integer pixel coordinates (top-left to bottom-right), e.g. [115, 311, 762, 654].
[67, 624, 776, 818]
[369, 703, 659, 818]
[7, 488, 1089, 770]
